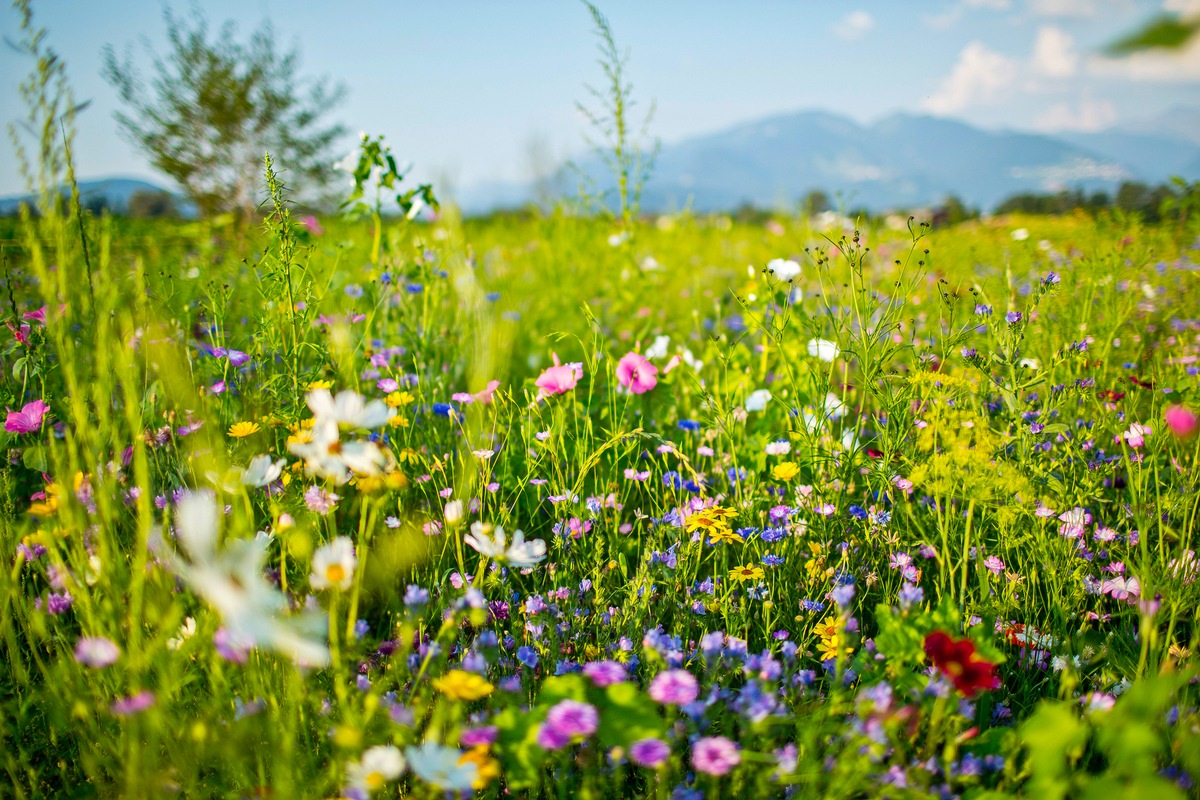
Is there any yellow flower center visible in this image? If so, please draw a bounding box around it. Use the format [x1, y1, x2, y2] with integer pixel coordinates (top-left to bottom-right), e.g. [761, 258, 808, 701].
[326, 564, 347, 584]
[364, 771, 384, 790]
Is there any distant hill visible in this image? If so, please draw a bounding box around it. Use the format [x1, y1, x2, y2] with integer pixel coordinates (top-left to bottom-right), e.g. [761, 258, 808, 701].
[0, 178, 196, 217]
[455, 108, 1200, 214]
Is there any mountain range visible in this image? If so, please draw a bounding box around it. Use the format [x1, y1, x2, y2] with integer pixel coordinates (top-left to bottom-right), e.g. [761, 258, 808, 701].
[457, 106, 1200, 214]
[4, 107, 1198, 217]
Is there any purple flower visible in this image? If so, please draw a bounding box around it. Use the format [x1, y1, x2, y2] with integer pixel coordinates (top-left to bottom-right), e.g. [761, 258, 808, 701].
[629, 737, 671, 768]
[214, 627, 252, 663]
[648, 669, 699, 705]
[544, 699, 599, 739]
[691, 736, 741, 776]
[536, 724, 570, 750]
[582, 660, 628, 687]
[461, 726, 499, 747]
[111, 691, 155, 716]
[983, 556, 1005, 575]
[74, 636, 120, 668]
[1005, 311, 1022, 325]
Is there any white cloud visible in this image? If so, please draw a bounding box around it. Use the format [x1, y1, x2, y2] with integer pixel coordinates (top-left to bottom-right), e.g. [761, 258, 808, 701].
[1034, 93, 1118, 131]
[1031, 26, 1078, 77]
[924, 0, 1012, 30]
[922, 42, 1019, 113]
[1028, 0, 1130, 17]
[1163, 0, 1200, 15]
[1088, 35, 1200, 81]
[835, 11, 875, 40]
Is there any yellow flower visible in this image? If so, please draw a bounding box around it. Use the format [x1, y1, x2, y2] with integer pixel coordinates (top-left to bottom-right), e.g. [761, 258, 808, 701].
[228, 421, 260, 438]
[705, 505, 739, 522]
[728, 564, 765, 583]
[817, 634, 853, 661]
[432, 670, 494, 701]
[708, 528, 744, 545]
[815, 617, 840, 639]
[385, 391, 415, 408]
[772, 461, 801, 481]
[387, 414, 409, 428]
[459, 745, 500, 789]
[307, 380, 334, 390]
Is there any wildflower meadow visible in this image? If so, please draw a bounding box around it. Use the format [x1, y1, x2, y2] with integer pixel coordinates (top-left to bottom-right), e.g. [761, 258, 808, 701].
[3, 7, 1200, 800]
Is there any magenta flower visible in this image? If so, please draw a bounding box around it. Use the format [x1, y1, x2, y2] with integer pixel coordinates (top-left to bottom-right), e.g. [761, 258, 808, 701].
[544, 699, 599, 739]
[692, 736, 741, 776]
[22, 306, 47, 324]
[616, 351, 658, 394]
[5, 399, 48, 433]
[1165, 405, 1198, 439]
[983, 556, 1005, 575]
[74, 636, 120, 668]
[111, 691, 155, 716]
[629, 737, 671, 768]
[582, 660, 628, 687]
[535, 363, 582, 399]
[647, 669, 699, 705]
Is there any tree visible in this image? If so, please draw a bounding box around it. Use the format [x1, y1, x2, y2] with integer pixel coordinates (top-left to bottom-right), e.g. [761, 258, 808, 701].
[126, 190, 178, 219]
[102, 7, 346, 218]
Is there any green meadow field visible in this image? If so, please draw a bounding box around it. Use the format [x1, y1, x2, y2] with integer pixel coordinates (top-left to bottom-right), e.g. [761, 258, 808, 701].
[2, 196, 1199, 797]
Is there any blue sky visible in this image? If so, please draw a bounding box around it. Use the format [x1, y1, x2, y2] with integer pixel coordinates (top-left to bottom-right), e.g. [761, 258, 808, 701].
[2, 0, 1199, 197]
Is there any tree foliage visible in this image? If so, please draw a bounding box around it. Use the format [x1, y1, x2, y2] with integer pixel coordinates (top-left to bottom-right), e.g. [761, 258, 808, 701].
[101, 7, 346, 218]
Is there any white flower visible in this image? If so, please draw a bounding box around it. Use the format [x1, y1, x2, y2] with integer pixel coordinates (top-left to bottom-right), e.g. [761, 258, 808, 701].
[745, 389, 771, 412]
[766, 258, 802, 282]
[288, 419, 388, 485]
[405, 741, 477, 792]
[1011, 227, 1029, 241]
[1019, 358, 1041, 370]
[764, 440, 791, 456]
[822, 392, 847, 420]
[444, 500, 464, 525]
[682, 348, 704, 372]
[807, 338, 840, 362]
[167, 617, 197, 651]
[645, 335, 671, 360]
[307, 388, 395, 430]
[463, 522, 547, 568]
[159, 491, 330, 667]
[310, 536, 357, 591]
[346, 745, 406, 794]
[241, 454, 286, 487]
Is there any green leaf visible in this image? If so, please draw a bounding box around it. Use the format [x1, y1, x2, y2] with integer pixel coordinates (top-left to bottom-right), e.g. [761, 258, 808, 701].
[22, 445, 48, 473]
[596, 682, 665, 749]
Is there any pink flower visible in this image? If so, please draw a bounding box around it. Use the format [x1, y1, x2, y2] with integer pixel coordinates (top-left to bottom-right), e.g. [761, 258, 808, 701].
[22, 306, 47, 324]
[5, 399, 48, 433]
[535, 363, 582, 399]
[692, 736, 741, 776]
[6, 322, 30, 346]
[1121, 423, 1152, 449]
[300, 215, 324, 235]
[647, 669, 699, 705]
[474, 380, 501, 405]
[1165, 405, 1198, 439]
[616, 351, 658, 394]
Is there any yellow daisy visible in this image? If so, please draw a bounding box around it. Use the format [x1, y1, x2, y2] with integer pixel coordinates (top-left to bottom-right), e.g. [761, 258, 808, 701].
[728, 564, 765, 582]
[228, 421, 260, 438]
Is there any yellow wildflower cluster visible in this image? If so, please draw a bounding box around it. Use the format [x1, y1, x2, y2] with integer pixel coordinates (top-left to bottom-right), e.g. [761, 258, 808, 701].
[815, 616, 853, 661]
[432, 670, 494, 701]
[685, 505, 740, 544]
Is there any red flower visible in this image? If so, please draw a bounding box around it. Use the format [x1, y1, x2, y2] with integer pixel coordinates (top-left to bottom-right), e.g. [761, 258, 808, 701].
[924, 631, 1000, 698]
